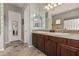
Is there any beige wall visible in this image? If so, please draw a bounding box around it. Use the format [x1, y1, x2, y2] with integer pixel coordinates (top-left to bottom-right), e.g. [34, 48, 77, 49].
[0, 4, 4, 50]
[24, 4, 46, 46]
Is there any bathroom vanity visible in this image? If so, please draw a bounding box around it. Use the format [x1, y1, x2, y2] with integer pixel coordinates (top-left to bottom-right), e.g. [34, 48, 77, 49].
[32, 31, 79, 56]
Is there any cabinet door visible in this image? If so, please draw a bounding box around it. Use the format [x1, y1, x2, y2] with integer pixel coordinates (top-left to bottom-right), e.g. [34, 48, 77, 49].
[68, 39, 79, 48]
[37, 34, 45, 52]
[45, 37, 57, 56]
[59, 44, 79, 56]
[57, 44, 61, 56]
[32, 33, 38, 48]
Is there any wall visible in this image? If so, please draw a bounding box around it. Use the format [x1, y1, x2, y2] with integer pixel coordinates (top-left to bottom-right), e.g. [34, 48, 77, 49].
[24, 5, 30, 44]
[24, 4, 38, 46]
[48, 13, 52, 30]
[21, 8, 25, 42]
[45, 11, 52, 30]
[24, 4, 46, 46]
[0, 4, 4, 50]
[4, 3, 23, 44]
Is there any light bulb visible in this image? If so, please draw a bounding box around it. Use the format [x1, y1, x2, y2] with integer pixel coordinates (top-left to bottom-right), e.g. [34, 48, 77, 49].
[45, 6, 50, 10]
[48, 4, 51, 7]
[48, 3, 53, 9]
[47, 7, 50, 10]
[51, 3, 54, 5]
[58, 3, 62, 5]
[53, 3, 57, 7]
[50, 5, 53, 8]
[45, 6, 48, 9]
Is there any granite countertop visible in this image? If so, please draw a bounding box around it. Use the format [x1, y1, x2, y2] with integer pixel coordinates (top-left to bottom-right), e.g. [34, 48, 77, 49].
[32, 31, 79, 40]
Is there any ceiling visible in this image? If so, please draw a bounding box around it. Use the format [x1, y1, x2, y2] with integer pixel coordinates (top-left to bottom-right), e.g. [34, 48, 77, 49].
[10, 3, 27, 8]
[10, 3, 79, 15]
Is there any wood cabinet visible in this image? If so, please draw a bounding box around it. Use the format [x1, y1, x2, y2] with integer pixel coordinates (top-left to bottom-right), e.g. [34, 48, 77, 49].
[37, 34, 45, 52]
[49, 36, 67, 56]
[32, 33, 45, 53]
[32, 33, 79, 56]
[45, 36, 57, 56]
[32, 33, 38, 48]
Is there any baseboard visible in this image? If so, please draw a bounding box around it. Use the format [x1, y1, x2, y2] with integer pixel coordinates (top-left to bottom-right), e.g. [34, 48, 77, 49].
[5, 40, 23, 44]
[0, 48, 4, 51]
[5, 41, 10, 44]
[28, 45, 33, 48]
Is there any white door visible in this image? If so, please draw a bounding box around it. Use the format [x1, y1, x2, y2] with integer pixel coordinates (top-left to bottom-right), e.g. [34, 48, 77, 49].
[8, 11, 21, 42]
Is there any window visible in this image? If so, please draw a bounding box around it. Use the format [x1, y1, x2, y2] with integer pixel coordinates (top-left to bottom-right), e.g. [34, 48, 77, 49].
[64, 18, 79, 30]
[56, 19, 61, 24]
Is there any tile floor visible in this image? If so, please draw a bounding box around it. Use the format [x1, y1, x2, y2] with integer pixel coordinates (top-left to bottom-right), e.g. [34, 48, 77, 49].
[0, 40, 46, 56]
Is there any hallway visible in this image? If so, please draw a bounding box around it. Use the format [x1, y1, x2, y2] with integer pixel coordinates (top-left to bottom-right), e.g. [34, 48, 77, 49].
[0, 41, 45, 56]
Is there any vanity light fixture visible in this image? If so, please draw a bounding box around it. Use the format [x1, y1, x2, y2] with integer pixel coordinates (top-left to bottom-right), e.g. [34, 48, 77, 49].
[48, 4, 53, 8]
[44, 3, 63, 10]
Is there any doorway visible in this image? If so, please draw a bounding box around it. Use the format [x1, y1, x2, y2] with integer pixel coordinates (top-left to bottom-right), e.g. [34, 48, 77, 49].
[8, 11, 22, 43]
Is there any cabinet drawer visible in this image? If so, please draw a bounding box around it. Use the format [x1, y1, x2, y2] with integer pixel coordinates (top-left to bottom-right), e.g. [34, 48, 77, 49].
[32, 33, 38, 48]
[49, 36, 67, 45]
[45, 38, 57, 56]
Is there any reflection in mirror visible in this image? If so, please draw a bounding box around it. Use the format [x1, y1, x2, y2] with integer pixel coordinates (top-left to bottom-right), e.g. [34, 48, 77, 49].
[33, 13, 43, 29]
[56, 19, 61, 24]
[12, 21, 18, 35]
[64, 18, 79, 30]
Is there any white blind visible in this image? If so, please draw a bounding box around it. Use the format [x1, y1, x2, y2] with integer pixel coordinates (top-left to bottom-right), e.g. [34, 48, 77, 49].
[64, 18, 79, 30]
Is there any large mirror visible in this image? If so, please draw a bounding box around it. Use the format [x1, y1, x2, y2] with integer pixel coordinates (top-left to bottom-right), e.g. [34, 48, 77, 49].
[33, 13, 43, 29]
[12, 21, 18, 35]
